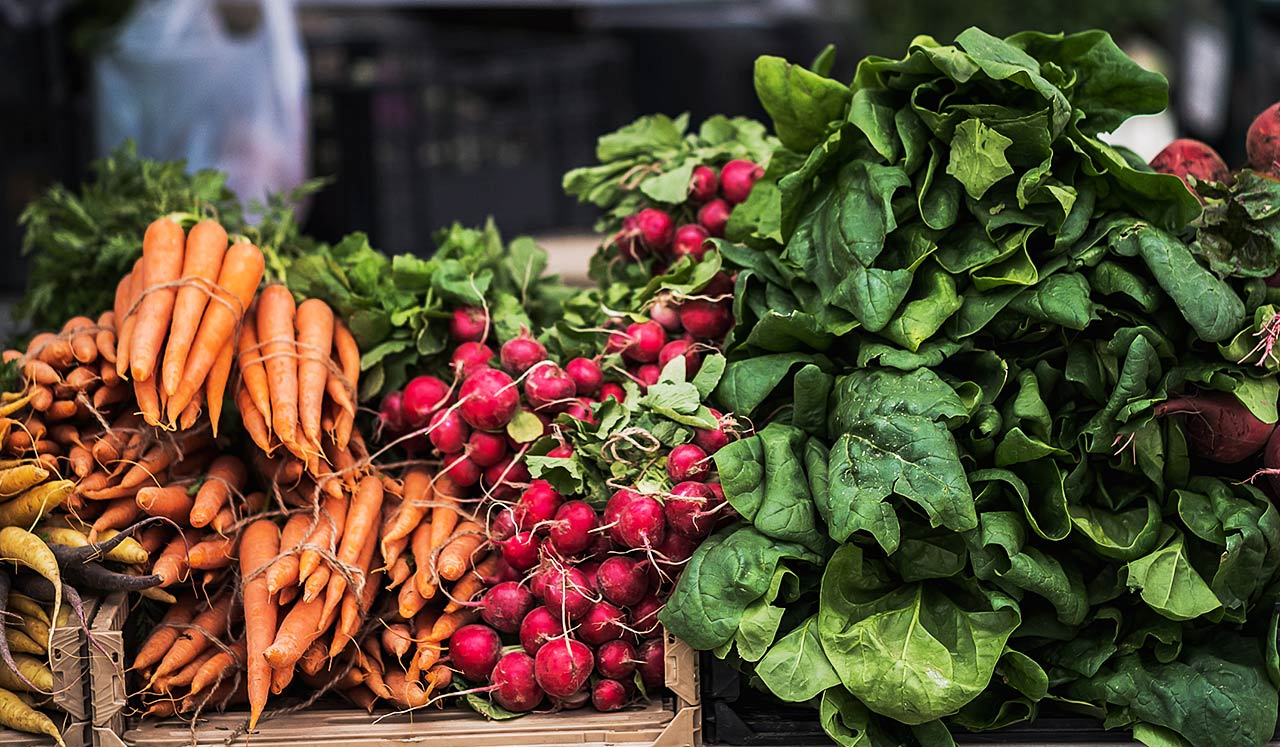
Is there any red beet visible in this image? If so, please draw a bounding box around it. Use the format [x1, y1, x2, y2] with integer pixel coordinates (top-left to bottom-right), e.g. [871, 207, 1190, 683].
[622, 321, 667, 364]
[490, 506, 517, 541]
[634, 208, 675, 252]
[547, 442, 574, 459]
[490, 651, 544, 712]
[501, 333, 548, 377]
[580, 601, 627, 646]
[1149, 138, 1231, 196]
[666, 480, 716, 538]
[689, 165, 719, 202]
[658, 339, 700, 377]
[597, 556, 649, 607]
[1155, 392, 1275, 464]
[540, 566, 594, 621]
[565, 358, 604, 397]
[635, 364, 662, 389]
[720, 159, 764, 204]
[534, 638, 594, 699]
[379, 391, 405, 433]
[672, 224, 711, 261]
[698, 199, 731, 238]
[484, 457, 531, 494]
[450, 307, 489, 342]
[1247, 102, 1280, 176]
[592, 678, 630, 712]
[564, 399, 596, 424]
[459, 368, 519, 431]
[450, 624, 502, 682]
[649, 294, 683, 333]
[632, 596, 664, 639]
[452, 341, 495, 378]
[600, 383, 626, 403]
[519, 606, 564, 656]
[443, 455, 482, 488]
[694, 410, 732, 454]
[467, 430, 508, 469]
[514, 480, 564, 532]
[615, 495, 667, 550]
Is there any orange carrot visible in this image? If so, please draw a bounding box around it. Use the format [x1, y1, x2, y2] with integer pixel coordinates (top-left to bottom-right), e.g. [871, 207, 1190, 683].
[387, 557, 412, 589]
[319, 476, 383, 619]
[381, 467, 434, 556]
[436, 521, 485, 582]
[153, 534, 191, 587]
[97, 310, 117, 364]
[302, 565, 331, 604]
[426, 609, 478, 642]
[161, 219, 227, 396]
[64, 316, 98, 364]
[186, 534, 236, 570]
[262, 596, 329, 670]
[295, 299, 334, 447]
[298, 493, 349, 583]
[133, 374, 163, 427]
[411, 520, 436, 599]
[329, 537, 380, 657]
[130, 217, 186, 382]
[204, 339, 234, 436]
[398, 580, 429, 620]
[210, 489, 266, 535]
[235, 385, 273, 454]
[428, 476, 461, 551]
[90, 497, 142, 538]
[167, 241, 264, 421]
[190, 455, 247, 528]
[151, 593, 236, 682]
[445, 554, 500, 613]
[237, 303, 272, 429]
[328, 321, 359, 415]
[116, 261, 144, 379]
[189, 637, 246, 695]
[265, 513, 312, 594]
[135, 485, 195, 523]
[132, 601, 196, 671]
[240, 519, 280, 730]
[256, 285, 299, 449]
[160, 647, 220, 692]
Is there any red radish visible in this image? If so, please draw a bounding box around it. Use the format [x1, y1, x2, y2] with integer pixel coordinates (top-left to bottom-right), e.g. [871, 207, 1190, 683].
[720, 159, 764, 204]
[490, 652, 544, 712]
[597, 556, 649, 607]
[484, 457, 531, 494]
[443, 455, 482, 488]
[680, 300, 733, 339]
[1149, 138, 1232, 196]
[450, 624, 502, 682]
[623, 321, 667, 363]
[501, 333, 548, 376]
[1154, 392, 1275, 464]
[635, 364, 662, 389]
[514, 480, 564, 532]
[501, 531, 541, 572]
[672, 224, 711, 261]
[600, 383, 626, 403]
[534, 638, 594, 699]
[637, 639, 664, 688]
[659, 340, 701, 377]
[667, 445, 710, 483]
[634, 208, 675, 252]
[698, 199, 731, 238]
[549, 500, 598, 556]
[1247, 102, 1280, 175]
[540, 566, 594, 621]
[616, 495, 667, 550]
[579, 560, 601, 590]
[604, 489, 642, 543]
[596, 639, 637, 680]
[632, 596, 664, 638]
[580, 602, 626, 645]
[459, 368, 519, 431]
[519, 606, 564, 656]
[555, 690, 591, 710]
[547, 443, 574, 459]
[666, 481, 716, 538]
[586, 532, 614, 562]
[428, 408, 469, 454]
[650, 294, 683, 333]
[703, 271, 735, 298]
[689, 165, 719, 202]
[565, 399, 597, 424]
[490, 507, 517, 541]
[490, 557, 522, 584]
[613, 214, 644, 262]
[565, 358, 604, 397]
[452, 341, 495, 378]
[464, 430, 508, 469]
[450, 307, 489, 342]
[694, 410, 732, 453]
[656, 531, 698, 576]
[592, 679, 629, 712]
[481, 582, 535, 634]
[530, 567, 552, 601]
[525, 364, 577, 412]
[401, 375, 451, 429]
[379, 391, 405, 433]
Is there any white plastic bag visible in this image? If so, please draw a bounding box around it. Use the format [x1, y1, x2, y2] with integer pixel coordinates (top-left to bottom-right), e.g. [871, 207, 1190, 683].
[93, 0, 308, 206]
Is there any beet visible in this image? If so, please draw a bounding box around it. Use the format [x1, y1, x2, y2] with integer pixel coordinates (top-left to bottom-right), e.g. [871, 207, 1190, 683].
[580, 601, 627, 646]
[501, 531, 541, 572]
[547, 442, 574, 459]
[525, 364, 577, 413]
[1149, 138, 1231, 197]
[540, 566, 594, 621]
[615, 495, 667, 550]
[604, 489, 642, 545]
[634, 208, 675, 252]
[649, 294, 683, 333]
[1247, 102, 1280, 176]
[694, 410, 732, 454]
[671, 224, 711, 261]
[501, 333, 548, 377]
[632, 595, 664, 639]
[689, 165, 719, 202]
[467, 430, 508, 468]
[490, 652, 544, 712]
[613, 215, 645, 262]
[481, 582, 535, 634]
[565, 358, 604, 397]
[484, 457, 531, 495]
[564, 399, 596, 424]
[596, 639, 637, 680]
[655, 531, 698, 577]
[592, 678, 629, 712]
[658, 340, 701, 377]
[622, 321, 667, 364]
[1154, 391, 1275, 464]
[519, 606, 564, 656]
[443, 455, 482, 488]
[450, 624, 503, 682]
[490, 507, 517, 541]
[534, 638, 594, 699]
[459, 368, 520, 431]
[665, 481, 716, 539]
[600, 383, 626, 403]
[450, 307, 489, 342]
[635, 364, 662, 389]
[720, 159, 764, 204]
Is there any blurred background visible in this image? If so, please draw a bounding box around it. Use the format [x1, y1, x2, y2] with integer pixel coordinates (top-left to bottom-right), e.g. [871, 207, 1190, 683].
[1, 0, 1278, 292]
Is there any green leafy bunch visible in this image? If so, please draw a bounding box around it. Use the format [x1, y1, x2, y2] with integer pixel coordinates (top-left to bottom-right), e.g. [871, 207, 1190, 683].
[660, 28, 1280, 747]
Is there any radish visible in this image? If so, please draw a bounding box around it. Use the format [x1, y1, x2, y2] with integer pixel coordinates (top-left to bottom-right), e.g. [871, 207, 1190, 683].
[580, 560, 601, 590]
[634, 208, 675, 252]
[604, 489, 642, 543]
[540, 566, 594, 621]
[600, 383, 626, 403]
[514, 480, 564, 533]
[428, 408, 469, 454]
[689, 165, 719, 202]
[459, 368, 519, 431]
[547, 443, 574, 459]
[616, 495, 667, 550]
[450, 307, 489, 343]
[549, 500, 598, 556]
[1149, 138, 1231, 196]
[519, 606, 564, 656]
[671, 224, 711, 261]
[443, 455, 482, 488]
[720, 159, 764, 204]
[565, 358, 604, 397]
[500, 531, 541, 572]
[596, 639, 637, 680]
[1154, 392, 1276, 464]
[636, 639, 664, 688]
[501, 332, 548, 376]
[484, 458, 531, 497]
[698, 199, 731, 238]
[555, 689, 591, 711]
[694, 410, 732, 453]
[592, 679, 630, 712]
[1247, 102, 1280, 175]
[564, 399, 596, 424]
[450, 624, 503, 682]
[658, 340, 701, 377]
[525, 364, 577, 412]
[655, 531, 698, 575]
[623, 321, 667, 363]
[703, 271, 735, 298]
[632, 595, 664, 638]
[666, 481, 715, 538]
[597, 556, 649, 607]
[379, 391, 405, 433]
[650, 294, 683, 333]
[530, 567, 553, 601]
[452, 341, 495, 378]
[679, 300, 733, 339]
[580, 601, 627, 645]
[465, 430, 508, 469]
[490, 507, 517, 541]
[401, 375, 450, 429]
[534, 638, 594, 699]
[667, 445, 710, 482]
[481, 582, 535, 634]
[490, 651, 544, 712]
[635, 364, 662, 389]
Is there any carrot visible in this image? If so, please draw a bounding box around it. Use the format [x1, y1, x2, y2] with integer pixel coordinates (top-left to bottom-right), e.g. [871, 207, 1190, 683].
[383, 534, 410, 571]
[264, 514, 310, 594]
[161, 219, 227, 396]
[33, 332, 72, 370]
[381, 466, 434, 556]
[190, 455, 246, 528]
[97, 311, 117, 364]
[302, 565, 331, 604]
[152, 535, 191, 587]
[135, 485, 195, 523]
[328, 321, 359, 415]
[298, 493, 349, 583]
[0, 687, 63, 746]
[428, 476, 461, 551]
[0, 480, 73, 527]
[256, 285, 299, 449]
[132, 602, 195, 671]
[411, 520, 436, 599]
[262, 596, 329, 670]
[204, 338, 234, 436]
[387, 556, 412, 589]
[133, 375, 163, 427]
[235, 385, 273, 454]
[298, 637, 329, 677]
[270, 663, 295, 695]
[186, 534, 236, 570]
[232, 322, 269, 429]
[177, 390, 203, 432]
[436, 521, 485, 582]
[63, 316, 98, 365]
[189, 637, 246, 695]
[381, 624, 413, 659]
[150, 593, 235, 682]
[445, 553, 499, 613]
[167, 241, 265, 421]
[295, 299, 335, 447]
[398, 577, 429, 620]
[319, 476, 383, 619]
[130, 217, 186, 382]
[427, 609, 478, 642]
[158, 647, 219, 693]
[240, 519, 279, 729]
[344, 684, 377, 713]
[0, 465, 47, 496]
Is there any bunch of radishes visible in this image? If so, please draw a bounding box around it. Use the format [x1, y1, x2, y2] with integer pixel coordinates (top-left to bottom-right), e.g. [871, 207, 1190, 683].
[605, 278, 735, 391]
[1149, 101, 1280, 196]
[610, 159, 764, 269]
